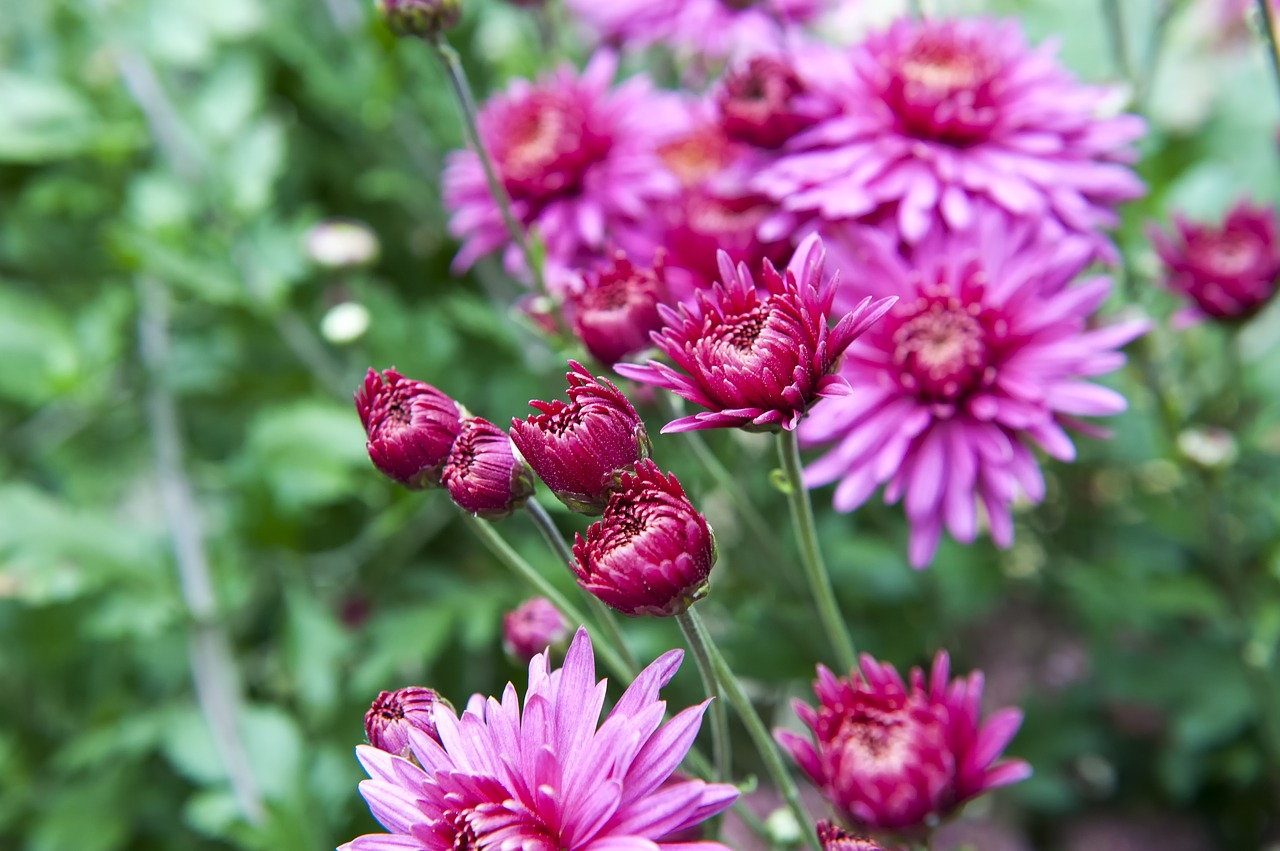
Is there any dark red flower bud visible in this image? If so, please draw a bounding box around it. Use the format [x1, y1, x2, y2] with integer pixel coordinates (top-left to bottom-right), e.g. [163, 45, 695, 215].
[502, 597, 572, 662]
[442, 417, 535, 520]
[816, 821, 896, 851]
[510, 361, 651, 514]
[365, 687, 452, 757]
[565, 252, 668, 367]
[378, 0, 461, 38]
[571, 460, 716, 617]
[356, 368, 464, 489]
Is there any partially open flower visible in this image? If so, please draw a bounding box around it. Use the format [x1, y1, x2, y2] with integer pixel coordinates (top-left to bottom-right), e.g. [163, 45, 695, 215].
[378, 0, 461, 38]
[510, 361, 651, 514]
[442, 417, 535, 519]
[565, 252, 668, 367]
[365, 687, 451, 757]
[503, 596, 572, 661]
[356, 368, 464, 489]
[572, 460, 715, 616]
[616, 234, 895, 433]
[817, 821, 897, 851]
[778, 652, 1031, 834]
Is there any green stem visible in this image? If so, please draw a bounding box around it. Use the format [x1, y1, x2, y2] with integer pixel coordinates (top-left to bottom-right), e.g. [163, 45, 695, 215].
[1135, 0, 1177, 110]
[462, 513, 632, 680]
[1101, 0, 1133, 82]
[776, 430, 858, 672]
[676, 611, 733, 785]
[685, 608, 820, 851]
[523, 499, 640, 674]
[1258, 0, 1280, 112]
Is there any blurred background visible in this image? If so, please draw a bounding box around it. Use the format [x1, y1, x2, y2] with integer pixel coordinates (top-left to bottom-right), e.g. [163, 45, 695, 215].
[3, 0, 1280, 848]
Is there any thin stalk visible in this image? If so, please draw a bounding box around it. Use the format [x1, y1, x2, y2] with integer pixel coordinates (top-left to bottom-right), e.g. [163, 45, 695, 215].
[1258, 0, 1280, 108]
[684, 608, 821, 851]
[776, 430, 857, 672]
[523, 499, 640, 673]
[1135, 0, 1177, 110]
[1101, 0, 1133, 82]
[462, 513, 634, 680]
[676, 611, 733, 785]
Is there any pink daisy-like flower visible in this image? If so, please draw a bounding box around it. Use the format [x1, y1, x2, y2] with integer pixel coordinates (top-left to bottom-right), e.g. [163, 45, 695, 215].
[801, 210, 1149, 568]
[616, 234, 896, 433]
[503, 597, 572, 662]
[778, 652, 1031, 835]
[443, 52, 687, 285]
[342, 627, 739, 851]
[755, 16, 1146, 257]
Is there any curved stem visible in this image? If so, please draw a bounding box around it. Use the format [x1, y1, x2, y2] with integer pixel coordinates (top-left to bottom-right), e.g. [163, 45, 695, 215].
[685, 608, 820, 851]
[462, 513, 633, 680]
[676, 611, 733, 785]
[776, 430, 858, 672]
[523, 499, 640, 673]
[1259, 0, 1280, 110]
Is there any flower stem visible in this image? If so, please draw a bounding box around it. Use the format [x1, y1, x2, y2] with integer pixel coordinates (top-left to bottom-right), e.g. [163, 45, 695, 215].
[523, 499, 640, 674]
[676, 611, 733, 785]
[1258, 0, 1280, 108]
[684, 607, 821, 851]
[1100, 0, 1133, 82]
[462, 512, 634, 680]
[776, 429, 858, 673]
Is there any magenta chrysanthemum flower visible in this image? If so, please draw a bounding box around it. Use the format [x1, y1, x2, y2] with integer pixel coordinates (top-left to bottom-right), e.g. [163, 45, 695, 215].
[510, 361, 652, 514]
[801, 211, 1149, 567]
[441, 417, 536, 520]
[1150, 199, 1280, 325]
[365, 688, 451, 757]
[817, 821, 897, 851]
[503, 597, 572, 662]
[342, 627, 739, 851]
[616, 234, 896, 433]
[356, 368, 465, 489]
[716, 53, 835, 151]
[565, 252, 669, 367]
[755, 16, 1146, 256]
[572, 460, 716, 617]
[443, 53, 687, 284]
[778, 652, 1031, 834]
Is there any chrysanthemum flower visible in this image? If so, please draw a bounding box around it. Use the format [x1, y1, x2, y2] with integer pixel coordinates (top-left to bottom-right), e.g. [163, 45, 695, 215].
[778, 652, 1030, 834]
[616, 234, 895, 433]
[817, 821, 898, 851]
[502, 597, 572, 662]
[573, 460, 716, 617]
[441, 417, 536, 519]
[510, 361, 652, 514]
[801, 211, 1148, 567]
[717, 53, 835, 151]
[565, 251, 669, 367]
[365, 688, 451, 758]
[1150, 199, 1280, 325]
[755, 16, 1145, 256]
[356, 368, 464, 489]
[443, 53, 687, 284]
[342, 627, 739, 851]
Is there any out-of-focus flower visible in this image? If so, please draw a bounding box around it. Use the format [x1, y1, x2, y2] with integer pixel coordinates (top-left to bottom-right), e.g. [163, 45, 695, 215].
[306, 219, 379, 268]
[356, 368, 465, 489]
[801, 211, 1148, 567]
[1177, 426, 1239, 469]
[664, 187, 794, 297]
[502, 597, 572, 661]
[755, 16, 1145, 257]
[443, 52, 687, 285]
[342, 628, 739, 851]
[441, 417, 535, 519]
[321, 301, 372, 344]
[778, 652, 1031, 834]
[378, 0, 461, 37]
[565, 251, 668, 366]
[510, 361, 651, 514]
[364, 687, 451, 757]
[572, 460, 716, 616]
[1150, 200, 1280, 325]
[717, 54, 834, 150]
[818, 820, 898, 851]
[617, 234, 895, 433]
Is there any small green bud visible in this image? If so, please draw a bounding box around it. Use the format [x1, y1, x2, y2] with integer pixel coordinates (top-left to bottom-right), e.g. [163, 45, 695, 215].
[378, 0, 461, 38]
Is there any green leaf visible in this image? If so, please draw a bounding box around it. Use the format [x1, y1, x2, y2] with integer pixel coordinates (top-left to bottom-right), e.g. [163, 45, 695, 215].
[0, 73, 98, 162]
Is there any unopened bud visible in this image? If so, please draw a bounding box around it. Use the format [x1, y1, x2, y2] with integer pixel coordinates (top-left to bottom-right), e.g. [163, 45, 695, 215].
[378, 0, 461, 38]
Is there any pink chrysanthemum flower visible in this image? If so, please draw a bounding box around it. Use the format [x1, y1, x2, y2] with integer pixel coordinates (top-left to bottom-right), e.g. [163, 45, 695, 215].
[365, 688, 451, 758]
[503, 597, 572, 662]
[616, 234, 896, 433]
[443, 53, 687, 284]
[801, 211, 1149, 567]
[817, 821, 898, 851]
[356, 368, 465, 489]
[565, 0, 828, 60]
[342, 627, 739, 851]
[755, 16, 1146, 256]
[1150, 199, 1280, 326]
[778, 652, 1031, 835]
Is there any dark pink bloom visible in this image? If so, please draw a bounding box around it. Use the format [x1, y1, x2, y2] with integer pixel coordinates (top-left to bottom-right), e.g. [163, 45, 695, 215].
[356, 368, 464, 489]
[664, 187, 794, 297]
[778, 652, 1031, 834]
[802, 210, 1148, 567]
[616, 234, 896, 433]
[342, 627, 738, 851]
[818, 821, 898, 851]
[572, 460, 716, 617]
[755, 17, 1145, 257]
[443, 53, 687, 285]
[1150, 200, 1280, 325]
[565, 252, 668, 366]
[717, 54, 833, 150]
[502, 597, 572, 662]
[441, 417, 535, 519]
[510, 361, 652, 514]
[365, 687, 450, 757]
